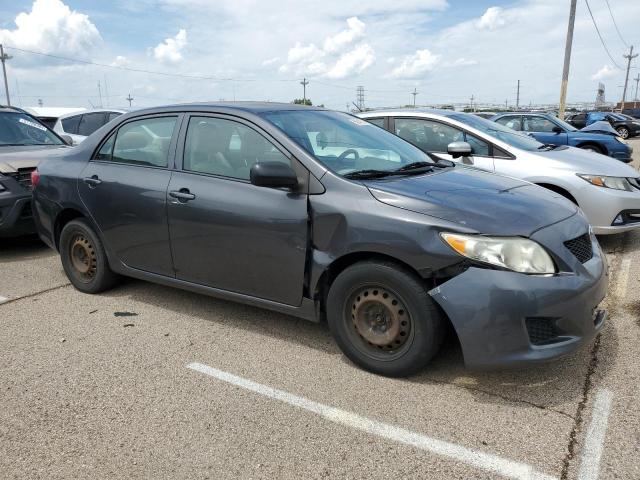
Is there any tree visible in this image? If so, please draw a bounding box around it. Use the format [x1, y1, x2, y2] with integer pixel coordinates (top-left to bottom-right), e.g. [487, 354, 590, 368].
[293, 98, 312, 106]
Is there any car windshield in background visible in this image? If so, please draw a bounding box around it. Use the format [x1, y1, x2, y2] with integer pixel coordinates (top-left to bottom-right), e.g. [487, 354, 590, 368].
[553, 116, 578, 131]
[261, 110, 440, 176]
[450, 113, 545, 152]
[0, 112, 64, 146]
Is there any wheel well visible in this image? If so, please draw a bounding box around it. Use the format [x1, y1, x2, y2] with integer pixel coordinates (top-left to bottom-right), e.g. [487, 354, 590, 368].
[576, 142, 605, 154]
[54, 208, 85, 249]
[313, 252, 429, 321]
[535, 183, 578, 205]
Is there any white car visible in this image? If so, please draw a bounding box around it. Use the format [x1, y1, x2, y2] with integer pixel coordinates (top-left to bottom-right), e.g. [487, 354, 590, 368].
[52, 109, 126, 145]
[358, 109, 640, 234]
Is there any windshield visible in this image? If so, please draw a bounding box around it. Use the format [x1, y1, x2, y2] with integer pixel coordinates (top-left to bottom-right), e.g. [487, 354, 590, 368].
[552, 116, 577, 131]
[449, 113, 545, 151]
[261, 110, 442, 176]
[0, 112, 64, 146]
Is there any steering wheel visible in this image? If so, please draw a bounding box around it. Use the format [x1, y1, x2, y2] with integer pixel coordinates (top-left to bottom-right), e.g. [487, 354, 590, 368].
[338, 149, 360, 161]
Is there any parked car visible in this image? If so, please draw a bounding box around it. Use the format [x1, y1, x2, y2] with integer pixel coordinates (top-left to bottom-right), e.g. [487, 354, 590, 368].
[358, 109, 640, 234]
[565, 111, 640, 139]
[32, 102, 607, 376]
[471, 112, 496, 119]
[52, 108, 126, 145]
[23, 106, 85, 130]
[0, 106, 71, 237]
[490, 112, 633, 162]
[621, 107, 640, 119]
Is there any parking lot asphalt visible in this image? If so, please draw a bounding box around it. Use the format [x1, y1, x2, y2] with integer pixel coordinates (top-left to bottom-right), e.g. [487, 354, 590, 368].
[0, 140, 639, 479]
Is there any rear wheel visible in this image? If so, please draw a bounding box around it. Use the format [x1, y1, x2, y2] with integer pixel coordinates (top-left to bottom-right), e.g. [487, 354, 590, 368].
[326, 261, 445, 377]
[616, 127, 629, 139]
[59, 219, 119, 293]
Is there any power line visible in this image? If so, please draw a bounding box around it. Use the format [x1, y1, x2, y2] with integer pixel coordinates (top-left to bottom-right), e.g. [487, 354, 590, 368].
[584, 0, 623, 69]
[604, 0, 629, 48]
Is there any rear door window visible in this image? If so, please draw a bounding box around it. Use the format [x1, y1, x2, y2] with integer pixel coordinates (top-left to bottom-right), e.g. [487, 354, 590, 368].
[78, 113, 107, 136]
[61, 114, 82, 134]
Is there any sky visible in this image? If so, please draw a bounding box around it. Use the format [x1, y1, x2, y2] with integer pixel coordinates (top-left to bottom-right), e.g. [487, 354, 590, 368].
[0, 0, 638, 110]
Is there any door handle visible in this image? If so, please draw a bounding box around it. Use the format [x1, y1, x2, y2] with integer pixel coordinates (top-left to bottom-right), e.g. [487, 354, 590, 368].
[83, 175, 102, 187]
[169, 189, 196, 202]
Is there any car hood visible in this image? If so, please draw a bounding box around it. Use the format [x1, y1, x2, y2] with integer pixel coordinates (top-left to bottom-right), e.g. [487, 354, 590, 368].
[365, 167, 577, 236]
[0, 145, 69, 174]
[535, 145, 638, 177]
[580, 121, 619, 136]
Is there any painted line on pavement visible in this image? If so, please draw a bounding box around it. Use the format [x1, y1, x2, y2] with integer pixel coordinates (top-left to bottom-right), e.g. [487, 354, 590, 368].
[616, 258, 631, 299]
[187, 362, 555, 480]
[578, 389, 613, 480]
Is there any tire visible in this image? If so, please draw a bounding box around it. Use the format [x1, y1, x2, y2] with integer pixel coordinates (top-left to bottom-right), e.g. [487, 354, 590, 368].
[59, 218, 119, 293]
[616, 127, 629, 139]
[579, 144, 602, 154]
[326, 261, 445, 377]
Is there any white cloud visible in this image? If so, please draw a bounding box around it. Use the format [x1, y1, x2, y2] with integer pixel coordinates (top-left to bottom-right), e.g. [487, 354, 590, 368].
[391, 49, 440, 79]
[323, 17, 365, 53]
[325, 44, 375, 79]
[591, 64, 617, 81]
[0, 0, 101, 57]
[110, 55, 129, 67]
[277, 16, 374, 79]
[476, 7, 505, 31]
[153, 29, 187, 63]
[261, 56, 280, 67]
[446, 57, 478, 67]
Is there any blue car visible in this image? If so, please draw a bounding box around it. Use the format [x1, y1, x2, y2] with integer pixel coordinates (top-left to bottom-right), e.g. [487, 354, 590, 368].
[491, 112, 633, 163]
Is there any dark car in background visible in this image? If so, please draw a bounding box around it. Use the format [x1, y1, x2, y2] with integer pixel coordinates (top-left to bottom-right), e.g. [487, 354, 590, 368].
[32, 102, 607, 377]
[566, 111, 640, 139]
[491, 112, 633, 162]
[0, 106, 70, 237]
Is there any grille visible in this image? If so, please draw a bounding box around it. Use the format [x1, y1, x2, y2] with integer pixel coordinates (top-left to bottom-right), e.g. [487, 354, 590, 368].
[525, 318, 561, 346]
[6, 167, 36, 191]
[564, 233, 593, 264]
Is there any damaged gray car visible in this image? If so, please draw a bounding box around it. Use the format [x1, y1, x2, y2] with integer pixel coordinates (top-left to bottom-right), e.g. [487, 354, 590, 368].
[32, 103, 608, 376]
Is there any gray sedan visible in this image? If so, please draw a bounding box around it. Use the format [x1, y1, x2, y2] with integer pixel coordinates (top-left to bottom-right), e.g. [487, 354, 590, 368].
[32, 103, 606, 376]
[359, 109, 640, 234]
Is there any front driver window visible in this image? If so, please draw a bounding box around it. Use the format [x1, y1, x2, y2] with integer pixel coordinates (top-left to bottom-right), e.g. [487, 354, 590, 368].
[183, 116, 291, 181]
[394, 118, 463, 153]
[523, 116, 558, 133]
[495, 116, 522, 131]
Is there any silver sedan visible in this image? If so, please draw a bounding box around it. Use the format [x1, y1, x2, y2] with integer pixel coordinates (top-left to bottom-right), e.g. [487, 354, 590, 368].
[358, 109, 640, 234]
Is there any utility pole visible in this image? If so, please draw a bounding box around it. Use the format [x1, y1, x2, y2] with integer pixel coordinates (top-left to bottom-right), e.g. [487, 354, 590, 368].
[0, 44, 12, 106]
[516, 80, 521, 110]
[558, 0, 577, 120]
[634, 74, 640, 101]
[126, 94, 133, 107]
[97, 81, 103, 108]
[621, 45, 638, 111]
[469, 94, 474, 112]
[411, 88, 418, 107]
[300, 77, 309, 104]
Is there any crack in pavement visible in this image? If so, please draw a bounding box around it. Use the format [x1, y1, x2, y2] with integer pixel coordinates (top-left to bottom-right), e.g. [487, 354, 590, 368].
[559, 232, 628, 480]
[423, 376, 576, 420]
[0, 283, 71, 307]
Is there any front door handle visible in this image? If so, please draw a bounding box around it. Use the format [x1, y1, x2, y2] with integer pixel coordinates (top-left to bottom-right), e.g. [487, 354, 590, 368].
[169, 189, 196, 202]
[83, 175, 102, 187]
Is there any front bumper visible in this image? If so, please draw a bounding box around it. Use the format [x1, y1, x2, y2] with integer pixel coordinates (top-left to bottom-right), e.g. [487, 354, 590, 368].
[0, 178, 35, 238]
[609, 144, 633, 162]
[429, 216, 608, 368]
[576, 183, 640, 235]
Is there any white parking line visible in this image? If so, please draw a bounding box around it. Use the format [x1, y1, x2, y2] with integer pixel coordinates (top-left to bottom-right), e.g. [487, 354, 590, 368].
[187, 362, 555, 480]
[0, 296, 8, 305]
[578, 389, 614, 480]
[616, 258, 631, 299]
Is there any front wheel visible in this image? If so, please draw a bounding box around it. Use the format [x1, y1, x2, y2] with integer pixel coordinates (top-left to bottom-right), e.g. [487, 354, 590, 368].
[579, 144, 602, 154]
[616, 127, 629, 139]
[59, 218, 120, 293]
[326, 261, 445, 377]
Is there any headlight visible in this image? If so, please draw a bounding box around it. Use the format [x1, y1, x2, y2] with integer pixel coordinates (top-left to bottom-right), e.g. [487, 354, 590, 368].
[577, 174, 634, 191]
[440, 233, 556, 274]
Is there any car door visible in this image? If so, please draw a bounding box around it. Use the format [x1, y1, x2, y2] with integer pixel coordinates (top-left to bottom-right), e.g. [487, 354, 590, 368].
[78, 114, 180, 276]
[522, 115, 568, 145]
[393, 117, 495, 171]
[167, 114, 309, 306]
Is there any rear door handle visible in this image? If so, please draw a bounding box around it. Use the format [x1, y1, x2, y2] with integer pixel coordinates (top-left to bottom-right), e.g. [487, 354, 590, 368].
[83, 175, 102, 187]
[169, 189, 196, 202]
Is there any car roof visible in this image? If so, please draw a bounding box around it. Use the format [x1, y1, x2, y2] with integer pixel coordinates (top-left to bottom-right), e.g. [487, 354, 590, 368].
[359, 108, 462, 118]
[127, 101, 325, 117]
[57, 108, 128, 120]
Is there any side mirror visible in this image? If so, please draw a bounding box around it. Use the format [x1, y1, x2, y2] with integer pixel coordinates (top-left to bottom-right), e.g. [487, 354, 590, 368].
[60, 134, 74, 146]
[552, 126, 563, 134]
[250, 162, 298, 189]
[447, 141, 472, 158]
